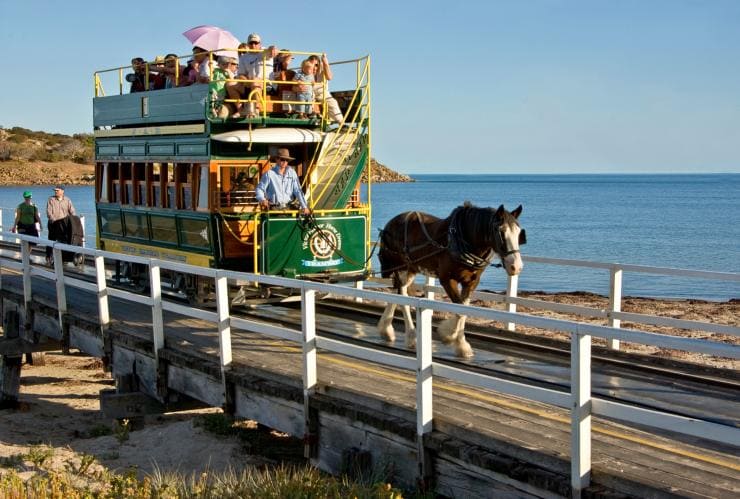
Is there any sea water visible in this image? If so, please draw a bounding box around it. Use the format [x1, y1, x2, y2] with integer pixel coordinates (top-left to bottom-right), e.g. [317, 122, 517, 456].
[1, 174, 737, 301]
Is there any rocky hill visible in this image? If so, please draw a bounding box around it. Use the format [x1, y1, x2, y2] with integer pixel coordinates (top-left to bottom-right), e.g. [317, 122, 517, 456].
[0, 126, 413, 185]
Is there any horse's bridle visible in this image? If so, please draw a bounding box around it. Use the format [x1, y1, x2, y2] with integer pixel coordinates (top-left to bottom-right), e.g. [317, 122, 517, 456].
[492, 222, 527, 258]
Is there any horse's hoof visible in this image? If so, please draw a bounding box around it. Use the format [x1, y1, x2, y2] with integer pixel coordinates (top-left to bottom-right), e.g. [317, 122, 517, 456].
[378, 325, 395, 343]
[456, 342, 474, 359]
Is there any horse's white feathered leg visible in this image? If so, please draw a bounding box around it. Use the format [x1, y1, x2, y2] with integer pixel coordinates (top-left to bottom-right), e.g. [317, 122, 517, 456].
[437, 315, 459, 344]
[378, 303, 396, 343]
[399, 272, 417, 350]
[454, 314, 473, 358]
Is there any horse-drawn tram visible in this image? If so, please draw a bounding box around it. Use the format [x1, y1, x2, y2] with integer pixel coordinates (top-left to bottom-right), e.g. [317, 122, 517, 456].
[92, 48, 371, 298]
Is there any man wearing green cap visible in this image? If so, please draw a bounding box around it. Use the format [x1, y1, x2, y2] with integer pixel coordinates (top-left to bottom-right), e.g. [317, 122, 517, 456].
[11, 191, 42, 238]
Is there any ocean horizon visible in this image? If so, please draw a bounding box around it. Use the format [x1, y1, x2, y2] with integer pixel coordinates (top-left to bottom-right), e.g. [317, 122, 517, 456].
[1, 173, 737, 301]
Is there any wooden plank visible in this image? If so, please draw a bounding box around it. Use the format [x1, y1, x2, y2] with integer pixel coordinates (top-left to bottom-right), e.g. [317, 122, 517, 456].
[0, 310, 22, 408]
[0, 337, 60, 355]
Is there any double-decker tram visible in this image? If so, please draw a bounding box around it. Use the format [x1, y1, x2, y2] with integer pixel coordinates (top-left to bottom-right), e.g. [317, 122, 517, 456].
[92, 48, 371, 301]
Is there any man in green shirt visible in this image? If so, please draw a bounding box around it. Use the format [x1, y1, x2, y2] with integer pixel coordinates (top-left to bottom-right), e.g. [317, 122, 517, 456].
[11, 191, 42, 238]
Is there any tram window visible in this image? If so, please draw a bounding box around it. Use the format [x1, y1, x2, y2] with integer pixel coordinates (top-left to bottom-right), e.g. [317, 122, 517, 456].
[197, 165, 209, 210]
[110, 163, 121, 203]
[123, 211, 149, 239]
[133, 163, 146, 205]
[179, 218, 210, 250]
[149, 215, 178, 244]
[97, 164, 108, 202]
[150, 163, 162, 208]
[163, 162, 175, 208]
[98, 209, 123, 237]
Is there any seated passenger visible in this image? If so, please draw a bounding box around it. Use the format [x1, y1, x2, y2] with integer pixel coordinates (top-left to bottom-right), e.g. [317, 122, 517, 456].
[184, 58, 199, 85]
[269, 51, 296, 115]
[192, 46, 215, 84]
[293, 59, 316, 118]
[126, 57, 146, 93]
[209, 56, 238, 119]
[149, 56, 167, 90]
[308, 54, 345, 124]
[159, 53, 187, 88]
[227, 33, 277, 118]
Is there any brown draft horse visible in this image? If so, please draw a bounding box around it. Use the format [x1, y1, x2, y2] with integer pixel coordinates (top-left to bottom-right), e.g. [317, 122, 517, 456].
[377, 202, 525, 358]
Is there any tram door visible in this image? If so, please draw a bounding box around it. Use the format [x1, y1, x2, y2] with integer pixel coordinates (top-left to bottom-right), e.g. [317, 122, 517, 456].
[214, 160, 266, 271]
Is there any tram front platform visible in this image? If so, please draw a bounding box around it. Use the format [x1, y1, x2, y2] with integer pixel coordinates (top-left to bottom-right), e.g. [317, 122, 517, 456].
[1, 272, 738, 498]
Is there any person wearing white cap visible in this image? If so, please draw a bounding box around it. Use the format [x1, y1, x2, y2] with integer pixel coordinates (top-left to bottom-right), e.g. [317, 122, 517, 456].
[255, 148, 310, 215]
[46, 184, 76, 264]
[227, 33, 278, 118]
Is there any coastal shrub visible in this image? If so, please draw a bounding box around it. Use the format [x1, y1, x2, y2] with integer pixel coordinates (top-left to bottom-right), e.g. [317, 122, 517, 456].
[0, 142, 10, 161]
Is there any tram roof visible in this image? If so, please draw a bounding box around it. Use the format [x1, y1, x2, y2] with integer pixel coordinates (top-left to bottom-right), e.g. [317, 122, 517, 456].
[211, 128, 323, 144]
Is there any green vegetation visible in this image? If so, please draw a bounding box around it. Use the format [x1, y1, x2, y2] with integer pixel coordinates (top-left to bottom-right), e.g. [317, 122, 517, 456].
[0, 459, 405, 498]
[0, 126, 93, 164]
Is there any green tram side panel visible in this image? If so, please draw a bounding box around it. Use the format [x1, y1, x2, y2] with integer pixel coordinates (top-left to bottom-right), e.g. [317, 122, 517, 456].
[93, 85, 209, 128]
[260, 214, 367, 279]
[97, 205, 218, 264]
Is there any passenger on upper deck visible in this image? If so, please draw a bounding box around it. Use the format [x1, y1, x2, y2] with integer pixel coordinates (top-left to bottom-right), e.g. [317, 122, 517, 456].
[127, 58, 147, 93]
[255, 148, 310, 215]
[227, 33, 278, 118]
[185, 58, 199, 85]
[192, 46, 215, 83]
[158, 53, 187, 88]
[269, 51, 296, 114]
[209, 56, 238, 119]
[308, 54, 345, 124]
[293, 59, 316, 119]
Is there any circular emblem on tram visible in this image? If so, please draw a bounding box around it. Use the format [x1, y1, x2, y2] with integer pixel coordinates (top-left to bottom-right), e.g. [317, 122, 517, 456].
[305, 223, 342, 259]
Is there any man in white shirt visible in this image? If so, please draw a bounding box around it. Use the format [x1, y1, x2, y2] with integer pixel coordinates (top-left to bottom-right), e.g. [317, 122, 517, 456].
[227, 33, 278, 118]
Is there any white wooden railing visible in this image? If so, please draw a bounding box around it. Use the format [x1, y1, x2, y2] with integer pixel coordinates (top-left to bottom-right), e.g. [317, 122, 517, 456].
[0, 232, 738, 496]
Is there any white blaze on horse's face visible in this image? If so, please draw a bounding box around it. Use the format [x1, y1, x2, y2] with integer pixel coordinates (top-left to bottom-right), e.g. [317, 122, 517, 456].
[501, 225, 524, 276]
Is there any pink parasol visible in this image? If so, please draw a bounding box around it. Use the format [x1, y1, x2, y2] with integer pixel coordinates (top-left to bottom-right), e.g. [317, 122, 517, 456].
[183, 26, 240, 57]
[182, 25, 220, 43]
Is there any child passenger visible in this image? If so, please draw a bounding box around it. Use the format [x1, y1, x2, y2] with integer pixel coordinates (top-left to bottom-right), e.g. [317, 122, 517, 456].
[292, 59, 315, 118]
[209, 56, 238, 119]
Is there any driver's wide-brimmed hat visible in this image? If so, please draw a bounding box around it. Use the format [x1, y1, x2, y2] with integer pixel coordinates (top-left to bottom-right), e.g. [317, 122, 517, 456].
[276, 148, 295, 161]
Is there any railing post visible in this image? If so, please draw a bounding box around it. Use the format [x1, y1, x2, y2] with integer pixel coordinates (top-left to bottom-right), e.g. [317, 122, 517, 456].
[608, 267, 622, 350]
[149, 264, 164, 359]
[425, 276, 435, 300]
[301, 287, 318, 458]
[506, 274, 519, 331]
[354, 280, 363, 303]
[94, 254, 109, 330]
[53, 246, 67, 338]
[215, 273, 233, 405]
[571, 331, 592, 497]
[415, 301, 433, 487]
[21, 240, 32, 307]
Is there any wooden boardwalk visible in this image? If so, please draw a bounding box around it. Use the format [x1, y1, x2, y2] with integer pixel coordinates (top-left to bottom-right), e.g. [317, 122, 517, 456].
[1, 272, 739, 498]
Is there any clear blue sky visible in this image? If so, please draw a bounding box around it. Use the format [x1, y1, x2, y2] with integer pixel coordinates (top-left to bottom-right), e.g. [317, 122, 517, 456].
[1, 0, 738, 173]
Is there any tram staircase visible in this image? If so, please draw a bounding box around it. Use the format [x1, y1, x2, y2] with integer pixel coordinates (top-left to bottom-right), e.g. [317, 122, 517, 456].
[308, 128, 368, 210]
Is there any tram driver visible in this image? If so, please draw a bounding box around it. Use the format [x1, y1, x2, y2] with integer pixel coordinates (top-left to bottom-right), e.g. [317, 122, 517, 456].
[255, 148, 310, 215]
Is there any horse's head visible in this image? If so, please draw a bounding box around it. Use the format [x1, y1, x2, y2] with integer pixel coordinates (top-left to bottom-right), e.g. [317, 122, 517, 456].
[493, 204, 525, 276]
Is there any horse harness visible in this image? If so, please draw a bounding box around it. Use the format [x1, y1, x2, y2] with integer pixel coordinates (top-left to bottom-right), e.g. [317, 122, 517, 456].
[388, 208, 522, 270]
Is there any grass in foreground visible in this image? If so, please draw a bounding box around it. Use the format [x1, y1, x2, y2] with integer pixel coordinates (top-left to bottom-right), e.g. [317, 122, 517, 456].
[0, 464, 405, 498]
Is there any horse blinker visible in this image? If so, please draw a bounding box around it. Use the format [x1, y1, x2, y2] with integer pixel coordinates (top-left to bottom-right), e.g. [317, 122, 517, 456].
[518, 229, 527, 245]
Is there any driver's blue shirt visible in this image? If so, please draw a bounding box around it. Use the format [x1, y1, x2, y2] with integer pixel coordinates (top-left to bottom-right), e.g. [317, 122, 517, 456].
[255, 164, 308, 209]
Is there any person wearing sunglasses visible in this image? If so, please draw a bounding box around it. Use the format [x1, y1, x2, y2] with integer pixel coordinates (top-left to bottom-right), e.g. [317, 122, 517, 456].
[228, 33, 278, 118]
[255, 148, 310, 215]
